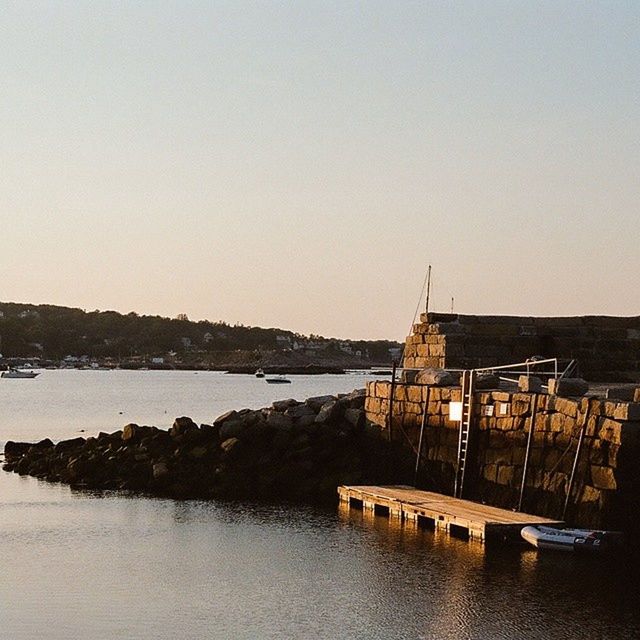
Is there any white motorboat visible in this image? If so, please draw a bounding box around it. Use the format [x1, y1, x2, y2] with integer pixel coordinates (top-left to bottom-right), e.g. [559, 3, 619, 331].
[521, 525, 621, 552]
[2, 368, 40, 379]
[255, 368, 265, 378]
[265, 375, 291, 384]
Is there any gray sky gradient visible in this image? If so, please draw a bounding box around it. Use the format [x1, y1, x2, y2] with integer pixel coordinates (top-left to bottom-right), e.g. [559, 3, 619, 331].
[1, 1, 638, 340]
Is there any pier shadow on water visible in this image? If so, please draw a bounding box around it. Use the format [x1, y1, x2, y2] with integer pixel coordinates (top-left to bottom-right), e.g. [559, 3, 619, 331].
[337, 501, 640, 640]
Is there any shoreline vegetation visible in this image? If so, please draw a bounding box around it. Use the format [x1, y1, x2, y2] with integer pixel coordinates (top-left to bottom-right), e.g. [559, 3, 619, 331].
[2, 389, 411, 502]
[0, 301, 400, 372]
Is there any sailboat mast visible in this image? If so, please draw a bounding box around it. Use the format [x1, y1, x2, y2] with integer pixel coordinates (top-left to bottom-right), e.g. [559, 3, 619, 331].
[425, 265, 432, 315]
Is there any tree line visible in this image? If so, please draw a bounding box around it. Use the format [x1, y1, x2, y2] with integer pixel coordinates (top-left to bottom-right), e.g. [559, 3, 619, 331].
[0, 302, 399, 363]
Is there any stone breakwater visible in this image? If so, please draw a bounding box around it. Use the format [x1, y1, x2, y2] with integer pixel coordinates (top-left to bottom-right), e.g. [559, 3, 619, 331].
[366, 380, 640, 530]
[3, 389, 411, 502]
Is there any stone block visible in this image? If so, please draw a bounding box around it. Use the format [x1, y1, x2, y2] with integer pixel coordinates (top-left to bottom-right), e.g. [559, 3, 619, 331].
[483, 464, 498, 482]
[496, 465, 515, 486]
[512, 447, 526, 465]
[485, 448, 513, 465]
[605, 387, 636, 401]
[518, 375, 543, 393]
[428, 344, 446, 357]
[612, 403, 640, 421]
[598, 418, 622, 444]
[554, 398, 578, 418]
[548, 378, 588, 397]
[496, 417, 514, 431]
[590, 465, 617, 491]
[405, 401, 422, 415]
[578, 485, 601, 503]
[512, 398, 531, 416]
[407, 385, 423, 403]
[416, 344, 430, 357]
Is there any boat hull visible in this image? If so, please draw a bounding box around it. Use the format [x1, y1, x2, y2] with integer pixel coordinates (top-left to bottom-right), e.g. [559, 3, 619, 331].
[521, 525, 619, 552]
[1, 371, 40, 379]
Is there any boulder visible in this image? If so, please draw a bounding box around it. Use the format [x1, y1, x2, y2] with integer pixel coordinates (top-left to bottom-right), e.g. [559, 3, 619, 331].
[315, 400, 339, 424]
[305, 395, 336, 411]
[220, 437, 240, 453]
[4, 441, 33, 460]
[414, 368, 456, 386]
[219, 418, 248, 440]
[344, 388, 366, 409]
[54, 437, 86, 453]
[170, 416, 198, 438]
[266, 412, 294, 432]
[272, 399, 299, 412]
[344, 408, 365, 429]
[122, 423, 140, 442]
[474, 373, 500, 390]
[285, 404, 316, 420]
[33, 438, 54, 450]
[152, 462, 169, 480]
[189, 446, 208, 459]
[213, 410, 238, 426]
[297, 415, 317, 429]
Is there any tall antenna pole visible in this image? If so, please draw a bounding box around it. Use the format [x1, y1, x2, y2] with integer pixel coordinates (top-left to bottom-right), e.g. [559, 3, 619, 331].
[425, 265, 432, 315]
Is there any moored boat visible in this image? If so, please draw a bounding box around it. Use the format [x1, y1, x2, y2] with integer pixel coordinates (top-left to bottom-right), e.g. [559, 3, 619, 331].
[2, 368, 40, 379]
[521, 525, 621, 552]
[265, 375, 291, 384]
[255, 368, 265, 378]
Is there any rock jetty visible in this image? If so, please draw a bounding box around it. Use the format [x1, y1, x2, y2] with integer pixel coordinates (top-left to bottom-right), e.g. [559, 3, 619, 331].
[3, 389, 411, 502]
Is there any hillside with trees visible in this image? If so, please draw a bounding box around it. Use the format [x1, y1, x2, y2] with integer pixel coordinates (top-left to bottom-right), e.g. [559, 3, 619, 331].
[0, 302, 400, 370]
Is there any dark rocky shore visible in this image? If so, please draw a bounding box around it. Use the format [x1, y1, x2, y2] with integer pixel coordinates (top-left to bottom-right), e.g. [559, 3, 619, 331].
[3, 389, 411, 502]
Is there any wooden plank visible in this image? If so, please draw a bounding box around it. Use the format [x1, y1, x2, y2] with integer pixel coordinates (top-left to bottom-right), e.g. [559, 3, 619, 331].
[338, 484, 563, 543]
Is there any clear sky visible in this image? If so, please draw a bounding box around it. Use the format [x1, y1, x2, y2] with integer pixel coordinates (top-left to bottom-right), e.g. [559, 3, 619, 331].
[1, 1, 638, 340]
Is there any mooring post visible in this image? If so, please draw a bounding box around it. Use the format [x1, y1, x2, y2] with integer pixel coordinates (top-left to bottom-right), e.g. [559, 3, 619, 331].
[387, 360, 397, 443]
[562, 398, 592, 521]
[517, 393, 538, 512]
[413, 385, 431, 486]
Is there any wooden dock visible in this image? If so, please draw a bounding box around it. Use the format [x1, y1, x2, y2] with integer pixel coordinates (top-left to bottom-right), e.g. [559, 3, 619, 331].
[338, 485, 564, 542]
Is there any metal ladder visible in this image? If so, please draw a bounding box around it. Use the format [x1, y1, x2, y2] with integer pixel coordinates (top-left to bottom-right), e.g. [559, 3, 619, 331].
[454, 370, 476, 499]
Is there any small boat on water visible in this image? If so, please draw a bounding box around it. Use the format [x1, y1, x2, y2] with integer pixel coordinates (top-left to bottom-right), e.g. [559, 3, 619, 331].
[2, 368, 40, 379]
[255, 368, 265, 378]
[265, 375, 291, 384]
[521, 525, 622, 552]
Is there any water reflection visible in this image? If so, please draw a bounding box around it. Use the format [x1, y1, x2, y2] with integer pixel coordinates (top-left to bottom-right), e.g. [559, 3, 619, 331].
[2, 471, 640, 639]
[337, 500, 640, 639]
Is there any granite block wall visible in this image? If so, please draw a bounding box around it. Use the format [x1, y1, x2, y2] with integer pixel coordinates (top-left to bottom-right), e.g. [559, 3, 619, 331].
[402, 313, 640, 382]
[365, 381, 640, 530]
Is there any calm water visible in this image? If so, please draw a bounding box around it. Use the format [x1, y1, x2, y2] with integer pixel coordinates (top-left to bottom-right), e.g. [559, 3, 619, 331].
[1, 371, 639, 639]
